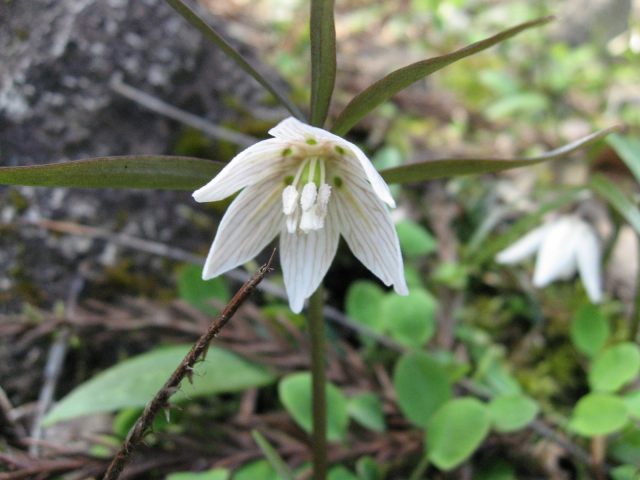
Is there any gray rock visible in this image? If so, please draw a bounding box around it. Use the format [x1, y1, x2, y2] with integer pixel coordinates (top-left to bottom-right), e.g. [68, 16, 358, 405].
[0, 0, 287, 310]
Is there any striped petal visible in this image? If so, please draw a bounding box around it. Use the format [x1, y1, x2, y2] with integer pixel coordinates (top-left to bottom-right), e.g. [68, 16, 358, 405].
[496, 224, 550, 264]
[575, 223, 603, 303]
[533, 218, 579, 288]
[280, 202, 340, 313]
[202, 178, 282, 279]
[269, 117, 395, 207]
[334, 174, 408, 295]
[193, 138, 289, 202]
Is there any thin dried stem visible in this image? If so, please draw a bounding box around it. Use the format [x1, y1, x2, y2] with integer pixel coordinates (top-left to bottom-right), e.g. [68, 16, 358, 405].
[102, 252, 275, 480]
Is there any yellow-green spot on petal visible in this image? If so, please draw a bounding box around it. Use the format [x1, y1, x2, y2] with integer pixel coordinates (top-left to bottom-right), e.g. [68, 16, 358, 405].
[333, 176, 343, 188]
[335, 145, 345, 155]
[306, 138, 318, 145]
[284, 175, 294, 185]
[282, 147, 293, 156]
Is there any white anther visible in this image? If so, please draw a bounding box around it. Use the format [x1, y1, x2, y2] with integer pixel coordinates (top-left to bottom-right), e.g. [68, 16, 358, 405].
[300, 182, 317, 211]
[282, 185, 299, 215]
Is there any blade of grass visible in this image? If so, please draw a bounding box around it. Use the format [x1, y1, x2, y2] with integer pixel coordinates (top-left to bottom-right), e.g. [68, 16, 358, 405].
[251, 430, 295, 480]
[0, 155, 222, 190]
[607, 133, 640, 184]
[380, 126, 622, 185]
[331, 16, 553, 136]
[590, 174, 640, 235]
[165, 0, 304, 121]
[310, 0, 336, 127]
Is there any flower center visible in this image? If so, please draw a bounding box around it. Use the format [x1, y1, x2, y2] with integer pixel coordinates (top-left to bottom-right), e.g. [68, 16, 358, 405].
[282, 156, 332, 234]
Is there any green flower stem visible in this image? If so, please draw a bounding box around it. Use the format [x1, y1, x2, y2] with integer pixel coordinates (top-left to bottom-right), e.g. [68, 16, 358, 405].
[632, 235, 640, 342]
[307, 286, 328, 480]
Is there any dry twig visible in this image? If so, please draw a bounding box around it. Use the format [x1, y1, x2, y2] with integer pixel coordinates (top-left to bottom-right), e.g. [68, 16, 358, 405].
[101, 251, 275, 480]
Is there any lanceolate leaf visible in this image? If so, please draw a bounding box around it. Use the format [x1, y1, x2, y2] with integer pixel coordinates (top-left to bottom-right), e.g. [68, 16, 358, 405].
[607, 134, 640, 184]
[590, 174, 640, 235]
[0, 155, 222, 190]
[310, 0, 337, 127]
[164, 0, 304, 121]
[380, 126, 621, 185]
[331, 16, 553, 136]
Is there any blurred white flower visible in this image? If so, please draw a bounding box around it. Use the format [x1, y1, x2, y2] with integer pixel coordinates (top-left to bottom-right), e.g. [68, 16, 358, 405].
[193, 117, 408, 313]
[496, 215, 603, 303]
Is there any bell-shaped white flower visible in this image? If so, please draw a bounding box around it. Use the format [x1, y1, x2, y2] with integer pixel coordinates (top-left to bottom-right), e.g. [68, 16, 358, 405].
[193, 117, 408, 313]
[496, 215, 603, 303]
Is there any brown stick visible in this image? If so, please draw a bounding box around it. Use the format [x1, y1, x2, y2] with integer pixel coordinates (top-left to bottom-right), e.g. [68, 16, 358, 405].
[102, 252, 276, 480]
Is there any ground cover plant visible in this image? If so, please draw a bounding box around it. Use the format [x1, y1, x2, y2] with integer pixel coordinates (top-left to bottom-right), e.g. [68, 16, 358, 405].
[0, 0, 638, 479]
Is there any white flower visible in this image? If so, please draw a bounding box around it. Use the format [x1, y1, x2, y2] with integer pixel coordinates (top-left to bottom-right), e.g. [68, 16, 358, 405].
[496, 215, 603, 303]
[193, 117, 408, 313]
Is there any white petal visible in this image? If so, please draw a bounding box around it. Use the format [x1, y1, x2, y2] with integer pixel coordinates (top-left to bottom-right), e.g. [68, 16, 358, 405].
[575, 223, 603, 303]
[533, 218, 579, 288]
[269, 116, 335, 142]
[280, 209, 340, 313]
[496, 225, 550, 264]
[336, 139, 396, 208]
[193, 138, 289, 202]
[334, 175, 408, 295]
[270, 117, 395, 207]
[202, 179, 282, 279]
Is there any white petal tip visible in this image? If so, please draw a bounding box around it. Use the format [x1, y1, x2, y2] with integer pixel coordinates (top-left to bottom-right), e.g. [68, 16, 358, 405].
[394, 283, 409, 296]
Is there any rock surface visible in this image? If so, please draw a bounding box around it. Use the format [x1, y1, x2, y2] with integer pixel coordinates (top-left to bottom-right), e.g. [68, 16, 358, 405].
[0, 0, 286, 311]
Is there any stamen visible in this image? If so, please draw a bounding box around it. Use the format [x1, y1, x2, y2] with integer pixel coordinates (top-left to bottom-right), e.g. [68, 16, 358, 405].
[300, 182, 317, 211]
[282, 185, 299, 215]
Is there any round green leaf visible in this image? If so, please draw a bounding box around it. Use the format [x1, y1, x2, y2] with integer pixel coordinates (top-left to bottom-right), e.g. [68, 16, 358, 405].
[328, 466, 359, 480]
[570, 304, 609, 357]
[611, 465, 640, 480]
[569, 393, 629, 437]
[381, 289, 436, 348]
[345, 281, 385, 332]
[234, 460, 278, 480]
[278, 372, 349, 442]
[623, 390, 640, 419]
[393, 351, 452, 427]
[488, 394, 539, 432]
[589, 343, 640, 392]
[347, 393, 385, 432]
[427, 398, 491, 471]
[396, 220, 437, 258]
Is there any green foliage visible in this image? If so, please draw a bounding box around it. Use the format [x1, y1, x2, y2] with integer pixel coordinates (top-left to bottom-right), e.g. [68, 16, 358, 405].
[380, 126, 621, 185]
[0, 155, 222, 190]
[178, 264, 230, 315]
[310, 0, 336, 126]
[588, 343, 640, 393]
[570, 304, 610, 357]
[395, 220, 438, 258]
[590, 174, 640, 235]
[278, 372, 349, 442]
[393, 351, 452, 427]
[233, 460, 279, 480]
[43, 345, 275, 425]
[328, 466, 359, 480]
[488, 394, 539, 433]
[569, 393, 629, 437]
[426, 397, 491, 470]
[167, 469, 230, 480]
[345, 281, 386, 332]
[608, 134, 640, 183]
[356, 457, 382, 480]
[331, 17, 553, 136]
[251, 430, 295, 480]
[347, 393, 385, 432]
[380, 288, 436, 348]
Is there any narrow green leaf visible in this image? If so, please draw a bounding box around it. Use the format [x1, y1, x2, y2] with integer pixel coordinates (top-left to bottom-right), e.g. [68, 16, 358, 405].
[310, 0, 336, 127]
[251, 430, 295, 480]
[590, 174, 640, 235]
[607, 134, 640, 184]
[44, 345, 275, 425]
[331, 16, 554, 136]
[0, 155, 222, 190]
[380, 126, 622, 185]
[164, 0, 304, 120]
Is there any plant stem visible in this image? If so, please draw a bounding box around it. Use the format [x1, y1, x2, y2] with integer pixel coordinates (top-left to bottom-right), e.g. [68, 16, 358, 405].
[408, 454, 430, 480]
[632, 234, 640, 342]
[308, 286, 328, 480]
